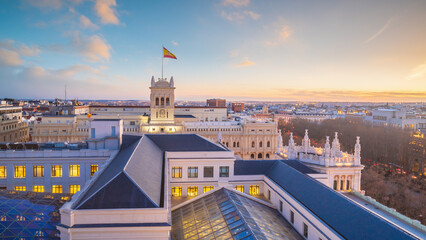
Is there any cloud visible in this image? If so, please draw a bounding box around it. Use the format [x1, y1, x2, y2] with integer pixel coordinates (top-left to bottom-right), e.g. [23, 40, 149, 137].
[244, 11, 260, 20]
[0, 49, 23, 66]
[408, 63, 426, 80]
[79, 15, 99, 29]
[53, 64, 101, 77]
[94, 0, 120, 25]
[265, 24, 291, 46]
[235, 58, 255, 67]
[222, 0, 250, 7]
[172, 41, 179, 46]
[365, 16, 396, 44]
[70, 33, 111, 62]
[230, 50, 239, 58]
[221, 10, 260, 22]
[23, 0, 63, 10]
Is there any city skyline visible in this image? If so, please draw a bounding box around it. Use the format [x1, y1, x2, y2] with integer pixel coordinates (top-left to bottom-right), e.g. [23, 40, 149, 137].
[1, 0, 426, 102]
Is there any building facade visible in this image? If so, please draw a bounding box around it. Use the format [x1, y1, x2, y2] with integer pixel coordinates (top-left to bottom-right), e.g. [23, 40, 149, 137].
[0, 106, 29, 143]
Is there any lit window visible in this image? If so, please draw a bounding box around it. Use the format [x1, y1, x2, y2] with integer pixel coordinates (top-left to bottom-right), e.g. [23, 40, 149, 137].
[187, 186, 198, 197]
[69, 185, 80, 194]
[188, 167, 198, 178]
[204, 166, 213, 178]
[303, 223, 308, 238]
[0, 166, 6, 178]
[203, 186, 214, 193]
[14, 186, 26, 191]
[33, 166, 44, 177]
[69, 165, 80, 177]
[52, 185, 63, 193]
[51, 165, 62, 177]
[234, 185, 244, 193]
[219, 166, 229, 177]
[172, 187, 182, 197]
[14, 166, 25, 178]
[249, 185, 259, 195]
[33, 185, 44, 192]
[172, 167, 182, 178]
[90, 165, 98, 177]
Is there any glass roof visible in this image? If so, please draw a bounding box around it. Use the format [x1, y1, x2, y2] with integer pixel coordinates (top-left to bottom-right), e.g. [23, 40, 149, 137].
[171, 188, 301, 240]
[0, 190, 71, 239]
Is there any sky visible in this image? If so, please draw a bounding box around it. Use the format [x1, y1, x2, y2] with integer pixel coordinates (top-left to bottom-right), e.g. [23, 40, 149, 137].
[0, 0, 425, 102]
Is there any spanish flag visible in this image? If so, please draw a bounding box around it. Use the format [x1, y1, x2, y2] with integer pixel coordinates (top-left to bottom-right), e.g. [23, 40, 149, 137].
[163, 47, 177, 59]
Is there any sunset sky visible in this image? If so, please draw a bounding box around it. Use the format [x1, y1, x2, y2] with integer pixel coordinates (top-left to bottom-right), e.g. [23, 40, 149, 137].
[0, 0, 425, 102]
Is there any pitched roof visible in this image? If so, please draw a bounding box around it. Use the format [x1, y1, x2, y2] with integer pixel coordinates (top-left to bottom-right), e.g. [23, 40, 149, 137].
[281, 160, 319, 174]
[267, 161, 416, 240]
[145, 134, 227, 152]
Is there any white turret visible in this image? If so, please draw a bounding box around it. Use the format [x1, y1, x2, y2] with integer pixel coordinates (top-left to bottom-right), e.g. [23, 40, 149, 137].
[302, 129, 311, 153]
[324, 136, 331, 166]
[354, 136, 361, 165]
[151, 76, 155, 87]
[331, 132, 341, 157]
[277, 129, 283, 150]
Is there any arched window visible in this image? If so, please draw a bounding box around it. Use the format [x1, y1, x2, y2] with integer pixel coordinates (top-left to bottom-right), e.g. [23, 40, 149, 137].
[161, 97, 164, 106]
[233, 142, 236, 147]
[237, 142, 239, 147]
[215, 117, 218, 121]
[258, 153, 263, 159]
[206, 117, 208, 121]
[251, 141, 255, 148]
[166, 98, 170, 106]
[155, 98, 159, 106]
[250, 154, 255, 159]
[266, 153, 270, 159]
[226, 142, 229, 147]
[267, 141, 270, 147]
[259, 141, 263, 148]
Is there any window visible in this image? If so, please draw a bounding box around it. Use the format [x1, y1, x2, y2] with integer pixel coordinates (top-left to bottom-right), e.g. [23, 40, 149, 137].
[0, 166, 6, 178]
[250, 154, 254, 159]
[33, 185, 44, 192]
[251, 141, 255, 148]
[14, 166, 25, 178]
[91, 128, 95, 138]
[51, 165, 62, 177]
[346, 180, 351, 191]
[130, 121, 136, 125]
[258, 153, 263, 159]
[172, 187, 182, 196]
[166, 97, 170, 106]
[340, 180, 344, 190]
[266, 153, 270, 159]
[303, 223, 308, 238]
[172, 167, 182, 178]
[203, 186, 214, 193]
[52, 185, 63, 193]
[250, 185, 259, 195]
[267, 141, 271, 147]
[219, 166, 229, 177]
[333, 180, 338, 190]
[161, 97, 164, 106]
[90, 165, 99, 177]
[155, 97, 159, 106]
[259, 141, 263, 147]
[234, 185, 244, 193]
[69, 165, 80, 177]
[14, 186, 26, 191]
[188, 167, 198, 178]
[204, 166, 213, 178]
[111, 126, 116, 136]
[290, 211, 294, 224]
[33, 166, 44, 177]
[69, 185, 81, 194]
[268, 189, 271, 200]
[279, 200, 283, 212]
[188, 186, 198, 197]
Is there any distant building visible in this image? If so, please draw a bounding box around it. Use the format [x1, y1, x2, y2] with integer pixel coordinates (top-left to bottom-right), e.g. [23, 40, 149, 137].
[206, 98, 226, 107]
[0, 106, 29, 142]
[232, 102, 244, 112]
[365, 108, 426, 130]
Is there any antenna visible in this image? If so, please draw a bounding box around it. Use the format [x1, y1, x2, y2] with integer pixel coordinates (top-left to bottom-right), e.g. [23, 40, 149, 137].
[64, 84, 67, 102]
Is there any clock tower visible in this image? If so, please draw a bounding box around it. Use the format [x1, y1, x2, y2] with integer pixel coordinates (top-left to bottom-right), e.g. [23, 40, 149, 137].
[149, 76, 175, 124]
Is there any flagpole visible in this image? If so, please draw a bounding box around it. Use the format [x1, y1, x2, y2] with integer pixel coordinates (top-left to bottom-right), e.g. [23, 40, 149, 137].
[161, 45, 164, 79]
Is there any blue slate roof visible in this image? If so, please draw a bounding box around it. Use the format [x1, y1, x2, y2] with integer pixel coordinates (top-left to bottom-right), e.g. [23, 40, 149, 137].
[72, 135, 160, 209]
[174, 114, 196, 118]
[234, 160, 277, 175]
[145, 134, 227, 152]
[281, 160, 319, 174]
[267, 161, 416, 240]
